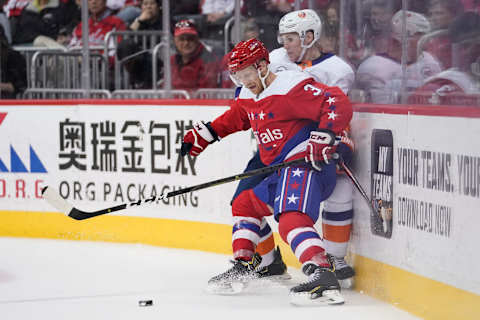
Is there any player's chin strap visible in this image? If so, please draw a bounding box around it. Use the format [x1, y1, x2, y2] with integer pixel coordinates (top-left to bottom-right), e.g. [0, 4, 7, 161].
[254, 62, 270, 90]
[296, 38, 315, 63]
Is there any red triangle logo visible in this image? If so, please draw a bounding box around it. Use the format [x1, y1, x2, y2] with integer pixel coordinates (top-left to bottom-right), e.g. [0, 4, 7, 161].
[0, 113, 6, 126]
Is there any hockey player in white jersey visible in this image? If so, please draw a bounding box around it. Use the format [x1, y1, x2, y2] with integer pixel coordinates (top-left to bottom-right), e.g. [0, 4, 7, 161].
[270, 9, 355, 94]
[231, 9, 357, 285]
[356, 10, 443, 104]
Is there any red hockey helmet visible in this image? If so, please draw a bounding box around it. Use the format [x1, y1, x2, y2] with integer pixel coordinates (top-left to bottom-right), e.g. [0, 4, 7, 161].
[227, 38, 270, 73]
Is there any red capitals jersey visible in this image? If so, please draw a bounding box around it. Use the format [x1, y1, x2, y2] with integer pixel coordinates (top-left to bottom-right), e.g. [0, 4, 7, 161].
[69, 9, 126, 50]
[211, 70, 353, 165]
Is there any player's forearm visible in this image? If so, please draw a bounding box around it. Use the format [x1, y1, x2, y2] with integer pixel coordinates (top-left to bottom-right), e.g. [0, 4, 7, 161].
[210, 107, 250, 139]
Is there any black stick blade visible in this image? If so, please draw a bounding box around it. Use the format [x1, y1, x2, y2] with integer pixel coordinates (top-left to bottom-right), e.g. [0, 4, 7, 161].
[68, 204, 127, 220]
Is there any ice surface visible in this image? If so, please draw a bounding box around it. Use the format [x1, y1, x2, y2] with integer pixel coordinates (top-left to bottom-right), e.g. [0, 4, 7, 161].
[0, 238, 419, 320]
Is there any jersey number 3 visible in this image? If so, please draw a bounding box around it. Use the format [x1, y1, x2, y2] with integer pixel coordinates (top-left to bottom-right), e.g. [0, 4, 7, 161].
[304, 84, 322, 96]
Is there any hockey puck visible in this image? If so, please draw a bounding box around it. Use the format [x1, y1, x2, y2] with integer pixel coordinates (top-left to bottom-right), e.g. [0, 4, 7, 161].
[138, 300, 153, 307]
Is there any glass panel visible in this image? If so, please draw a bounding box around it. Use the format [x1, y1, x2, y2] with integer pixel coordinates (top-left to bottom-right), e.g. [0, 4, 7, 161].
[2, 0, 478, 105]
[409, 1, 480, 106]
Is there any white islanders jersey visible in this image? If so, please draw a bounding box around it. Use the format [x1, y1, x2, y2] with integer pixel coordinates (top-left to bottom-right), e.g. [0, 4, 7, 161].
[268, 47, 355, 94]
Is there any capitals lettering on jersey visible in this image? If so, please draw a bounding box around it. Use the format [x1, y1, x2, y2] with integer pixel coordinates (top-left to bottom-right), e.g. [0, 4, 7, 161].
[249, 110, 284, 147]
[253, 128, 283, 144]
[210, 70, 353, 165]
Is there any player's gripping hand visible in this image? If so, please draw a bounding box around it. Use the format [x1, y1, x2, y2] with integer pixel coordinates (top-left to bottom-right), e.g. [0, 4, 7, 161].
[305, 129, 338, 171]
[181, 121, 219, 157]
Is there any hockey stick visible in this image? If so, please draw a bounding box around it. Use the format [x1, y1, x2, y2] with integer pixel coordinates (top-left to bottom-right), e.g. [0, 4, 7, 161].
[42, 158, 305, 221]
[339, 161, 380, 216]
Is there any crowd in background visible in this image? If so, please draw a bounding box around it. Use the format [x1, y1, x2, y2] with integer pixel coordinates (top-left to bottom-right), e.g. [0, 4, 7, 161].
[0, 0, 479, 106]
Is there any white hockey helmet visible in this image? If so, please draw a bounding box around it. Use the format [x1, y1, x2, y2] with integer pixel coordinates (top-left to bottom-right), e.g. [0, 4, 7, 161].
[278, 9, 322, 45]
[391, 10, 431, 41]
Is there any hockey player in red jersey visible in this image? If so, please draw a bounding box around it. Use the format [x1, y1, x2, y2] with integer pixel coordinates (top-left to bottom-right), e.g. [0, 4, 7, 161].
[243, 9, 356, 285]
[181, 38, 352, 305]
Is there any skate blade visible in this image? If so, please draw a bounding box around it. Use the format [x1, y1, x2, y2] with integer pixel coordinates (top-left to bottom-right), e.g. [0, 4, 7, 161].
[205, 274, 291, 295]
[264, 272, 292, 282]
[205, 281, 246, 295]
[290, 289, 345, 306]
[339, 278, 354, 289]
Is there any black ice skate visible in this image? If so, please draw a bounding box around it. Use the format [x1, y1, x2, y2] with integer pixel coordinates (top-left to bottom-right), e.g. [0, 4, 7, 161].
[255, 247, 291, 281]
[206, 253, 262, 295]
[290, 262, 344, 306]
[328, 254, 355, 289]
[327, 254, 355, 280]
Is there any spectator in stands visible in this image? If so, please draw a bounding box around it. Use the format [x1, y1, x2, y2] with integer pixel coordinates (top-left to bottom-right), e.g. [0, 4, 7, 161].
[257, 0, 332, 13]
[8, 0, 79, 46]
[319, 1, 358, 57]
[171, 19, 219, 90]
[319, 2, 339, 53]
[69, 0, 126, 48]
[356, 10, 443, 104]
[359, 0, 400, 57]
[115, 0, 163, 89]
[129, 0, 161, 31]
[241, 0, 295, 50]
[408, 12, 480, 106]
[0, 0, 12, 43]
[3, 0, 29, 20]
[107, 0, 141, 25]
[368, 0, 397, 49]
[227, 16, 260, 50]
[241, 18, 260, 41]
[421, 0, 464, 69]
[428, 0, 463, 31]
[198, 0, 234, 55]
[0, 25, 26, 98]
[201, 0, 234, 24]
